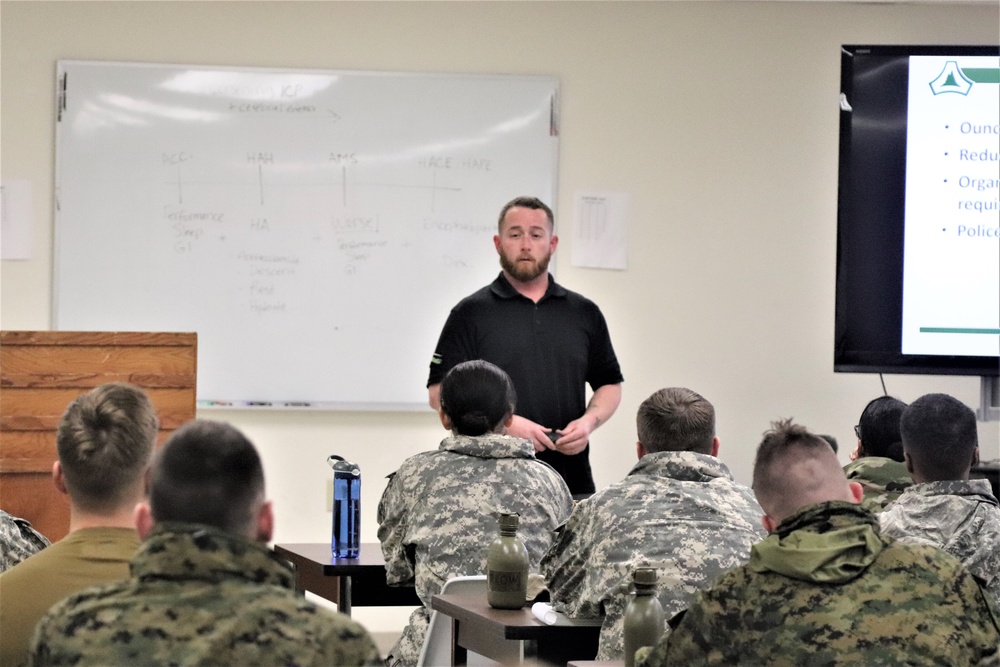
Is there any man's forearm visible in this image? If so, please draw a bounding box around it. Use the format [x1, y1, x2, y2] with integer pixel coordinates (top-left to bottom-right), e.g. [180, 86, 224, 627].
[427, 383, 441, 411]
[584, 383, 622, 431]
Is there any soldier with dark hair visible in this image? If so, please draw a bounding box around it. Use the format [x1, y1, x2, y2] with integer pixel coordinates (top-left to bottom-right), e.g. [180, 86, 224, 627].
[379, 360, 573, 666]
[541, 387, 764, 660]
[1, 382, 157, 667]
[843, 395, 912, 510]
[30, 420, 380, 667]
[638, 418, 1000, 667]
[880, 393, 1000, 608]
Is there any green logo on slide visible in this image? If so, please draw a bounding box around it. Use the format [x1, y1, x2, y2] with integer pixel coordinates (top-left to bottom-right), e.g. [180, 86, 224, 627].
[929, 61, 974, 96]
[929, 61, 1000, 96]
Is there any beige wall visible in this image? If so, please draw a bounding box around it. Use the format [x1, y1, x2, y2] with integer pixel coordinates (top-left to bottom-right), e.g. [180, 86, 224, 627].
[3, 0, 998, 634]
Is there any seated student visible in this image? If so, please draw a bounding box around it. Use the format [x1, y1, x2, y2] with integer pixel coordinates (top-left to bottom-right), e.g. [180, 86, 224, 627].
[30, 420, 380, 667]
[638, 419, 1000, 667]
[0, 383, 156, 667]
[541, 387, 765, 660]
[880, 392, 1000, 608]
[843, 395, 912, 510]
[378, 360, 573, 667]
[0, 510, 50, 573]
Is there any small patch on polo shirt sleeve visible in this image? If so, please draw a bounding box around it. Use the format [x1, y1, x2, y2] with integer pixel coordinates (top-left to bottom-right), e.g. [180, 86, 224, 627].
[431, 353, 443, 365]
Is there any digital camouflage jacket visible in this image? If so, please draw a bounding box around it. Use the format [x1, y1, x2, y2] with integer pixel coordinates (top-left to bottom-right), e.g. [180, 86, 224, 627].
[377, 433, 573, 666]
[880, 478, 1000, 608]
[541, 450, 765, 660]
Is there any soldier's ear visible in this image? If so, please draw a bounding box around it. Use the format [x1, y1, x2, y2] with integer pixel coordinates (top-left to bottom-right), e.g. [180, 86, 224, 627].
[848, 481, 864, 504]
[256, 500, 274, 543]
[761, 514, 778, 534]
[971, 446, 980, 469]
[903, 452, 915, 475]
[52, 461, 69, 495]
[439, 409, 452, 431]
[134, 502, 155, 540]
[636, 441, 647, 460]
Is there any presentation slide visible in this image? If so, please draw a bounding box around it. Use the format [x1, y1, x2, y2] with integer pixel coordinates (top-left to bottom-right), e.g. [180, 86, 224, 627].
[901, 55, 1000, 357]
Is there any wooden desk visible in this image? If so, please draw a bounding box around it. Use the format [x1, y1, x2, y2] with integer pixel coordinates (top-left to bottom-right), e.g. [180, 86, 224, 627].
[431, 593, 602, 666]
[273, 542, 420, 616]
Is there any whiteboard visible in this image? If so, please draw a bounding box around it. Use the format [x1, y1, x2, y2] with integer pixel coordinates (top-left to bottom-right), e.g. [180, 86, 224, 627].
[53, 61, 558, 409]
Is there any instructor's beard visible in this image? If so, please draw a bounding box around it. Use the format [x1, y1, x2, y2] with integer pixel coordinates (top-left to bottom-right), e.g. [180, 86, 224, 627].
[500, 250, 551, 282]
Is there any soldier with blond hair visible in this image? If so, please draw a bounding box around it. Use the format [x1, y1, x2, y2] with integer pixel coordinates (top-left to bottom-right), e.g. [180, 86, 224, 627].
[0, 383, 157, 667]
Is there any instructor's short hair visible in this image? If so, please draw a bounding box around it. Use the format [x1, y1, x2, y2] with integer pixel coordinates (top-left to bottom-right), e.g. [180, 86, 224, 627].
[636, 388, 715, 454]
[150, 420, 265, 535]
[56, 383, 158, 513]
[497, 196, 554, 232]
[440, 360, 517, 437]
[900, 393, 978, 480]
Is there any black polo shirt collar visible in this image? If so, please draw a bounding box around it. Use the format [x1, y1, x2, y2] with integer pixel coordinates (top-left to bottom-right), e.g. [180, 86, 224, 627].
[489, 272, 567, 302]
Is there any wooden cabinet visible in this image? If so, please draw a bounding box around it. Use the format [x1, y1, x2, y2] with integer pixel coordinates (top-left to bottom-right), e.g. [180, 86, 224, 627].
[0, 332, 196, 541]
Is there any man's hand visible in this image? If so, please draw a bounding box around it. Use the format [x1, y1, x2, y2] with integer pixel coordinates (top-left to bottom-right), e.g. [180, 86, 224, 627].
[507, 415, 559, 453]
[553, 383, 623, 456]
[550, 414, 597, 456]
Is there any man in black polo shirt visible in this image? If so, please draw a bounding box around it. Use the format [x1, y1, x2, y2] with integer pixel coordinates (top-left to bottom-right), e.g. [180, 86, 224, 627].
[427, 196, 623, 494]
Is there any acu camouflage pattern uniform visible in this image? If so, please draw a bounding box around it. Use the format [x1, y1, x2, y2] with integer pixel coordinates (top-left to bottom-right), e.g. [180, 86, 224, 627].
[637, 501, 1000, 667]
[880, 478, 1000, 608]
[0, 510, 50, 572]
[30, 522, 381, 667]
[377, 433, 573, 666]
[843, 457, 913, 511]
[541, 451, 766, 660]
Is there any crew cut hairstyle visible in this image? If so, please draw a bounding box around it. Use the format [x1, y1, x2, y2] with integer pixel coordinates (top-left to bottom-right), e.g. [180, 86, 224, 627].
[636, 387, 715, 454]
[150, 420, 265, 536]
[857, 395, 907, 461]
[900, 393, 978, 480]
[752, 418, 841, 522]
[439, 360, 517, 437]
[497, 196, 554, 232]
[56, 382, 159, 514]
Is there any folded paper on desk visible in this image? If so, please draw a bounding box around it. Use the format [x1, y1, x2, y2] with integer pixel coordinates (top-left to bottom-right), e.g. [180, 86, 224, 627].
[531, 602, 558, 625]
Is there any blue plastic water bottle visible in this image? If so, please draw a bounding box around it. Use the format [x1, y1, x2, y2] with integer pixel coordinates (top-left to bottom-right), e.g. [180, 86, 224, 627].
[327, 455, 360, 559]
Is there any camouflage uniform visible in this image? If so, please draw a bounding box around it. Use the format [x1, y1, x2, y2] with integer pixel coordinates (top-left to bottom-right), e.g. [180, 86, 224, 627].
[29, 522, 381, 667]
[541, 451, 766, 660]
[638, 501, 1000, 667]
[843, 456, 912, 510]
[880, 479, 1000, 608]
[377, 433, 573, 666]
[0, 510, 50, 572]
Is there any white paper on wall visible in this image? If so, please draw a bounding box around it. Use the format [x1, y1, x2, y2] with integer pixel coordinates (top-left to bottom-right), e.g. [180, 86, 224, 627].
[570, 190, 628, 270]
[1, 180, 33, 260]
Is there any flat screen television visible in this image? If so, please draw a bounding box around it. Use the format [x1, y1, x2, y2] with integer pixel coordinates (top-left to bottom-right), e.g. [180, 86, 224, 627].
[835, 44, 1000, 377]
